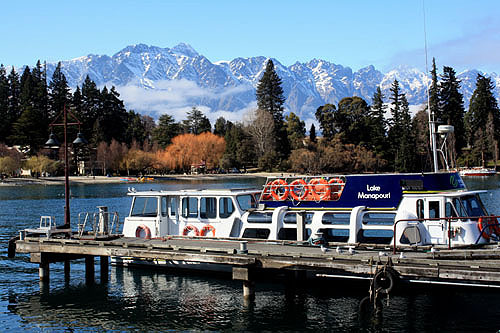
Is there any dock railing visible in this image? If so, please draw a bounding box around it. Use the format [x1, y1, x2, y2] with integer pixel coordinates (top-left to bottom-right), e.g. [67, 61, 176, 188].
[78, 209, 120, 237]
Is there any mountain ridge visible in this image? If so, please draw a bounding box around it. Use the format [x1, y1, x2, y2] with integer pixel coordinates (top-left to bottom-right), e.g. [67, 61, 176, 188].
[41, 43, 499, 122]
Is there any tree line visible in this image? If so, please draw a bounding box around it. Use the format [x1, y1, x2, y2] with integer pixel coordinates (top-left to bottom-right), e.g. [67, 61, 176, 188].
[0, 58, 499, 176]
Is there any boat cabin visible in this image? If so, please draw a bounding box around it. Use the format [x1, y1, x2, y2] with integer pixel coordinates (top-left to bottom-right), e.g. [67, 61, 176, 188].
[122, 188, 261, 239]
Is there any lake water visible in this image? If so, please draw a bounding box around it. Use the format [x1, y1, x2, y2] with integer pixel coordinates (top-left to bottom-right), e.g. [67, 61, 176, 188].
[1, 176, 500, 331]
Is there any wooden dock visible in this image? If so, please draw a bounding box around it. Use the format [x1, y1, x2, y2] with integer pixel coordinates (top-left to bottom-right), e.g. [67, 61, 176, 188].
[9, 234, 500, 298]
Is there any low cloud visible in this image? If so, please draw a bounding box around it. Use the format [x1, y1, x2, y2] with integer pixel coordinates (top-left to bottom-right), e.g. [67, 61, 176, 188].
[115, 79, 256, 124]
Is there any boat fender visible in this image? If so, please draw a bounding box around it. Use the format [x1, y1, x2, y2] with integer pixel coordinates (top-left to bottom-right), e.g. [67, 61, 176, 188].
[200, 224, 216, 237]
[289, 179, 309, 201]
[182, 224, 200, 236]
[270, 179, 289, 201]
[135, 225, 152, 239]
[373, 267, 397, 294]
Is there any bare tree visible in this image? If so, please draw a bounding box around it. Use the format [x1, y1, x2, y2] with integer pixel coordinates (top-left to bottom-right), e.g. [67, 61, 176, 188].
[244, 109, 275, 158]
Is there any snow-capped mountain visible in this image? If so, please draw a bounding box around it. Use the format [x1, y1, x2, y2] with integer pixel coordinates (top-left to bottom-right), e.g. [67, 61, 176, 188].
[43, 43, 499, 122]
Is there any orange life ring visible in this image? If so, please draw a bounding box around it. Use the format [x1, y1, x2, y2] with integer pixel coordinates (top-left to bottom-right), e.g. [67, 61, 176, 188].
[182, 224, 200, 236]
[270, 179, 289, 201]
[261, 181, 274, 200]
[477, 217, 492, 240]
[308, 178, 331, 201]
[289, 179, 309, 201]
[492, 217, 500, 237]
[135, 225, 152, 239]
[328, 177, 345, 201]
[200, 224, 216, 237]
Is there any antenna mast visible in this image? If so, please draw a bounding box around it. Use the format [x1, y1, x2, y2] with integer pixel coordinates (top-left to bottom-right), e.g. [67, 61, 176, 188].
[423, 0, 439, 172]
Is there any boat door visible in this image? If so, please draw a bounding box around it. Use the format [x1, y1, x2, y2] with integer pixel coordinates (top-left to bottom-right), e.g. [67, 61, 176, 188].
[425, 198, 446, 244]
[166, 195, 180, 235]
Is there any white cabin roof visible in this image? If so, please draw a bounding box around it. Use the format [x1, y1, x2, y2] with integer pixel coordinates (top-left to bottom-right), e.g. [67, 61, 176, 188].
[127, 188, 261, 197]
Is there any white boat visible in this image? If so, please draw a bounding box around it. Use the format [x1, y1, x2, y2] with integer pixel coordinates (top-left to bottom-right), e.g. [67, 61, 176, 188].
[118, 172, 499, 256]
[459, 167, 496, 177]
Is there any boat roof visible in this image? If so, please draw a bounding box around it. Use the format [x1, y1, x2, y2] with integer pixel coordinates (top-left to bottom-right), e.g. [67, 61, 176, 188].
[127, 187, 261, 197]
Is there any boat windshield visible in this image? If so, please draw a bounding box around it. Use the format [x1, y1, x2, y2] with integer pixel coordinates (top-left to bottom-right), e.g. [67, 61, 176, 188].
[131, 196, 158, 217]
[457, 194, 487, 218]
[236, 194, 258, 211]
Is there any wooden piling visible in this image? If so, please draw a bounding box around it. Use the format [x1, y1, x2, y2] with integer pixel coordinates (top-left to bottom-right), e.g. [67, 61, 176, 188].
[64, 260, 70, 280]
[39, 262, 49, 283]
[85, 255, 94, 285]
[100, 256, 109, 283]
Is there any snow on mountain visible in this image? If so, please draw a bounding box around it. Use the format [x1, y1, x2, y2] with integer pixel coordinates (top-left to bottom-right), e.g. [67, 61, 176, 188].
[43, 43, 499, 123]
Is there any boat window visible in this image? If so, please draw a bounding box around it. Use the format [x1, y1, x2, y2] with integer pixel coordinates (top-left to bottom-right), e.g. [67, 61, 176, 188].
[219, 197, 234, 218]
[284, 212, 313, 224]
[242, 228, 270, 239]
[200, 197, 217, 219]
[169, 197, 177, 217]
[453, 198, 467, 217]
[359, 229, 393, 244]
[416, 199, 424, 219]
[461, 194, 487, 217]
[428, 201, 440, 219]
[318, 228, 349, 242]
[131, 197, 158, 217]
[445, 201, 457, 218]
[182, 197, 198, 218]
[278, 228, 298, 240]
[400, 226, 421, 244]
[161, 197, 168, 217]
[362, 213, 396, 225]
[322, 213, 350, 225]
[247, 211, 272, 223]
[236, 194, 257, 211]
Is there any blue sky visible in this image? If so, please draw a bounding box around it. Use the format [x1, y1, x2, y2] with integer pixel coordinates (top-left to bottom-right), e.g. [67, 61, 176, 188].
[2, 0, 499, 73]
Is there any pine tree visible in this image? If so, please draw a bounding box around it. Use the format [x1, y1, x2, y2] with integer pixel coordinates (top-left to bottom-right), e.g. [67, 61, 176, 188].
[429, 58, 440, 121]
[394, 95, 415, 172]
[465, 74, 500, 166]
[439, 66, 466, 158]
[8, 67, 21, 122]
[182, 107, 211, 134]
[80, 75, 101, 142]
[256, 59, 289, 158]
[48, 62, 71, 120]
[309, 124, 316, 143]
[370, 86, 387, 156]
[214, 117, 228, 136]
[0, 65, 10, 143]
[387, 80, 403, 167]
[152, 114, 181, 148]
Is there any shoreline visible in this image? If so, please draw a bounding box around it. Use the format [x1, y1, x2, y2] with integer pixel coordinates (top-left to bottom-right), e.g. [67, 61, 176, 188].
[0, 173, 279, 186]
